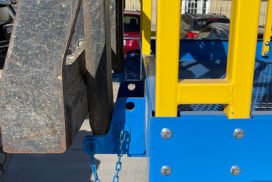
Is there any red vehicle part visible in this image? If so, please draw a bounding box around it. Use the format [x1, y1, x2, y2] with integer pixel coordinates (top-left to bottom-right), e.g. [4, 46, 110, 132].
[186, 32, 198, 38]
[123, 11, 140, 56]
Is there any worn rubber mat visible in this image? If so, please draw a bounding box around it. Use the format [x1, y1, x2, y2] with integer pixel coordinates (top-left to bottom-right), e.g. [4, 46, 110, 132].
[0, 0, 116, 153]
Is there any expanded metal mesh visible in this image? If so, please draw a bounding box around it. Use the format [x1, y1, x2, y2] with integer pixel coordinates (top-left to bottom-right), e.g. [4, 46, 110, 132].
[178, 60, 272, 112]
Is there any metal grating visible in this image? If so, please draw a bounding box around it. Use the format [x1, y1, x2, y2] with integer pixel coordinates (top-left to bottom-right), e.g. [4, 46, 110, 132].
[178, 60, 272, 112]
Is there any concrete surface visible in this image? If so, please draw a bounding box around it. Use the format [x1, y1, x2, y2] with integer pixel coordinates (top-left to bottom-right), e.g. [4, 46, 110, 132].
[1, 82, 148, 182]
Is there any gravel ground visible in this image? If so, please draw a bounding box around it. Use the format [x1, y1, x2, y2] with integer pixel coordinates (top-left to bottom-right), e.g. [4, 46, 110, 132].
[1, 81, 148, 182]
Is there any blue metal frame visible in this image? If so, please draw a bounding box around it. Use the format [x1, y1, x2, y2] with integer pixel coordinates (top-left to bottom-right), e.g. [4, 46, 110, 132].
[83, 81, 146, 157]
[148, 114, 272, 181]
[145, 40, 272, 181]
[112, 50, 141, 82]
[84, 40, 272, 181]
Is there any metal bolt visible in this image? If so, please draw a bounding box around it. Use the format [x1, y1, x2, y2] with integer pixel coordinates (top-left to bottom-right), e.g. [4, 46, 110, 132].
[77, 40, 85, 47]
[161, 166, 172, 176]
[264, 51, 269, 57]
[233, 128, 245, 139]
[161, 128, 172, 139]
[128, 83, 136, 91]
[265, 41, 270, 46]
[230, 165, 241, 176]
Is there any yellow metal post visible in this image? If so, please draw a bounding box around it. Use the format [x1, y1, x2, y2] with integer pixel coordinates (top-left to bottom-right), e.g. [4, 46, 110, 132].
[262, 0, 272, 57]
[154, 0, 260, 119]
[155, 0, 181, 117]
[141, 0, 152, 55]
[224, 0, 261, 118]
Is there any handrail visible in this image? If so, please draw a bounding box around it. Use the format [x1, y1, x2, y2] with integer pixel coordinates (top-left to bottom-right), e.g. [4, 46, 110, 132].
[141, 0, 261, 119]
[262, 0, 272, 57]
[141, 0, 152, 55]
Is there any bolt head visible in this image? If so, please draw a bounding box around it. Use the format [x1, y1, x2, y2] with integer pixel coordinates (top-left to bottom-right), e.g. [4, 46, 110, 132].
[265, 41, 270, 46]
[231, 165, 241, 176]
[128, 83, 136, 91]
[78, 40, 85, 47]
[233, 128, 245, 139]
[161, 128, 172, 139]
[264, 51, 269, 57]
[161, 166, 172, 176]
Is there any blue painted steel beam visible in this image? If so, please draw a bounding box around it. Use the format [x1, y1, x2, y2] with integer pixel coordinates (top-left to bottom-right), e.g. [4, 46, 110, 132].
[83, 81, 146, 156]
[148, 115, 272, 181]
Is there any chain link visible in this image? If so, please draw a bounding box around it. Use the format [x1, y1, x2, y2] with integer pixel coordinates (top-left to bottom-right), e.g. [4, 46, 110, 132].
[112, 130, 128, 182]
[89, 129, 128, 182]
[90, 155, 100, 182]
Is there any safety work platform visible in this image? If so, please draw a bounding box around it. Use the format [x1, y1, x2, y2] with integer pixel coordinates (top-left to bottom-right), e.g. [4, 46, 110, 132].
[173, 40, 272, 112]
[148, 40, 272, 113]
[139, 39, 272, 181]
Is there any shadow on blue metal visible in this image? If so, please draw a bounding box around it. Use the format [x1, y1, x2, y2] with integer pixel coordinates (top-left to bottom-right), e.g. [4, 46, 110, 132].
[83, 81, 146, 157]
[151, 40, 272, 62]
[117, 81, 144, 98]
[112, 50, 141, 82]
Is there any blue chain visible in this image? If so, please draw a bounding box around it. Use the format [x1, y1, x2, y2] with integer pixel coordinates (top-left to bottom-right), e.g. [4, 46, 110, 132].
[89, 129, 128, 182]
[112, 130, 128, 182]
[90, 155, 100, 182]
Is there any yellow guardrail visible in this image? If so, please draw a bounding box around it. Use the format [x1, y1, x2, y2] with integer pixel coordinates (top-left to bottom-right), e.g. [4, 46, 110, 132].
[141, 0, 152, 55]
[262, 0, 272, 57]
[141, 0, 262, 119]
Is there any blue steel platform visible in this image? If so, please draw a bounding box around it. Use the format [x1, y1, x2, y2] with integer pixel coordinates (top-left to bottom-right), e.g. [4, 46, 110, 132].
[85, 40, 272, 182]
[145, 40, 272, 182]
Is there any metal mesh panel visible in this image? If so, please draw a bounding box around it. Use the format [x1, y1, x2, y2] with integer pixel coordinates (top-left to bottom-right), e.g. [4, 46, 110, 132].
[251, 61, 272, 111]
[178, 60, 272, 112]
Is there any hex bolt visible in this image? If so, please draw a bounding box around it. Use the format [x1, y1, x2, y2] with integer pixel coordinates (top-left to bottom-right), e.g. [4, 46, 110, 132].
[230, 165, 241, 176]
[161, 166, 172, 176]
[233, 128, 245, 139]
[161, 128, 172, 139]
[264, 51, 269, 57]
[265, 41, 270, 46]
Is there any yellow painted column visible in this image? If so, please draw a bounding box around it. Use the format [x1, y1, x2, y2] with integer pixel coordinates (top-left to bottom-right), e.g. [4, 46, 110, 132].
[262, 0, 272, 56]
[224, 0, 261, 118]
[141, 0, 152, 55]
[155, 0, 181, 117]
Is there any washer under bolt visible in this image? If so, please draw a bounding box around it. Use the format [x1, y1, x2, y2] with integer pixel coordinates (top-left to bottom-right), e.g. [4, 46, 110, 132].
[161, 128, 172, 139]
[231, 165, 241, 176]
[265, 41, 270, 46]
[233, 128, 245, 139]
[161, 166, 172, 176]
[264, 51, 269, 57]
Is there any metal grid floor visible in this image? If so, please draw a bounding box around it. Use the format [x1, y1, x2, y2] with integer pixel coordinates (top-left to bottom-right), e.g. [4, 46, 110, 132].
[178, 60, 272, 112]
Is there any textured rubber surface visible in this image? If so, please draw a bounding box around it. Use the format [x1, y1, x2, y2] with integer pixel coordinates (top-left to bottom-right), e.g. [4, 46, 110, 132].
[83, 0, 114, 135]
[0, 0, 116, 153]
[0, 0, 81, 153]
